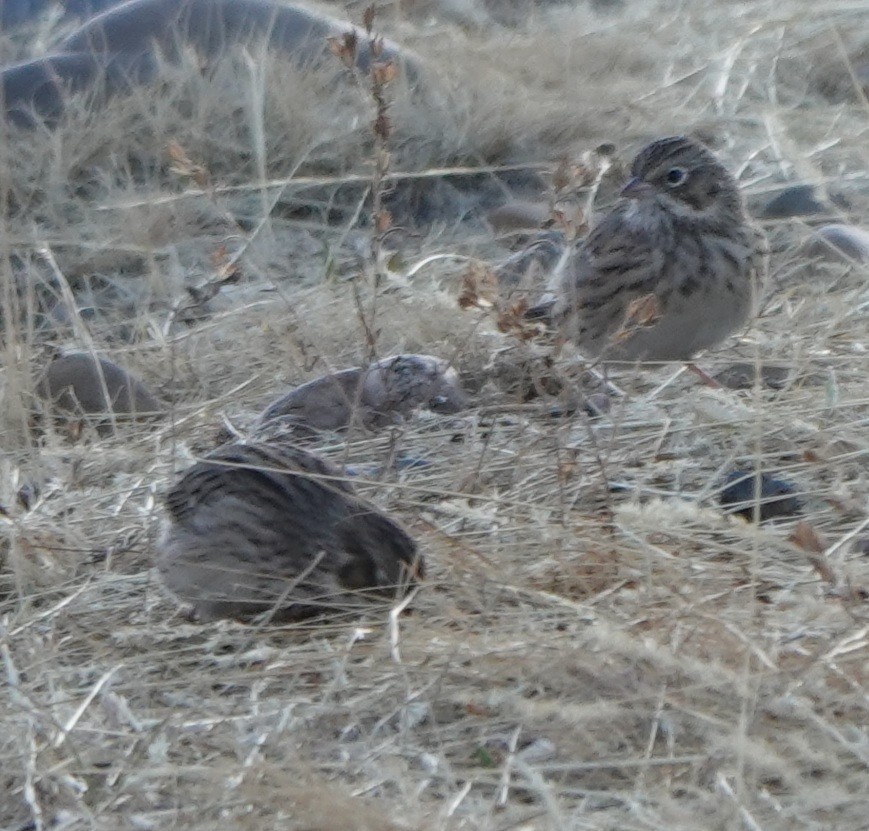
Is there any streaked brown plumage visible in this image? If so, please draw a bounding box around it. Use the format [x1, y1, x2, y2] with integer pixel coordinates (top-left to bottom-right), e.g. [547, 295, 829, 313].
[156, 441, 421, 622]
[552, 136, 768, 362]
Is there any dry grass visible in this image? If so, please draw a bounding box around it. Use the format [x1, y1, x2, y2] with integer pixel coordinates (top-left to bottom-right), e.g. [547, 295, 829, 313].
[1, 1, 867, 828]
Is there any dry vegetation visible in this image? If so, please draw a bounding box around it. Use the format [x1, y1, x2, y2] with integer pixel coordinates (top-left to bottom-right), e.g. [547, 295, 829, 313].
[1, 0, 868, 828]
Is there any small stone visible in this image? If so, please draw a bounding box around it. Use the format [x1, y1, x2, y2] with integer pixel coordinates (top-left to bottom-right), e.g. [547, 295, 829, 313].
[418, 752, 440, 774]
[761, 184, 829, 219]
[16, 482, 39, 510]
[719, 469, 800, 522]
[583, 392, 612, 416]
[36, 352, 162, 431]
[399, 702, 431, 730]
[805, 224, 869, 264]
[259, 354, 468, 434]
[487, 201, 550, 234]
[714, 363, 790, 390]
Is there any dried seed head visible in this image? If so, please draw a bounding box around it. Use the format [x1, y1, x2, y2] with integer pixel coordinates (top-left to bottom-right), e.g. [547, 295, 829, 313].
[458, 263, 497, 310]
[496, 298, 538, 341]
[374, 111, 392, 141]
[166, 140, 209, 188]
[612, 293, 662, 343]
[552, 157, 572, 193]
[371, 60, 397, 87]
[327, 31, 358, 69]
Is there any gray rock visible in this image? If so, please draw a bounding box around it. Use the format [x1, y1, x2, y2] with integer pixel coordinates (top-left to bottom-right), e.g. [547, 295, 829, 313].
[36, 352, 163, 429]
[719, 469, 800, 522]
[714, 362, 791, 391]
[760, 184, 829, 219]
[3, 0, 422, 126]
[487, 201, 550, 234]
[260, 354, 468, 434]
[805, 224, 869, 263]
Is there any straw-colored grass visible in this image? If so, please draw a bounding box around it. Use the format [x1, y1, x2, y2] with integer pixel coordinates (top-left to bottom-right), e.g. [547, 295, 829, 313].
[1, 1, 867, 828]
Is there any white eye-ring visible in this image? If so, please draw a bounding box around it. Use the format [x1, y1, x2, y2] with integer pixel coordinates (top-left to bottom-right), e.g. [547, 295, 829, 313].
[665, 167, 688, 186]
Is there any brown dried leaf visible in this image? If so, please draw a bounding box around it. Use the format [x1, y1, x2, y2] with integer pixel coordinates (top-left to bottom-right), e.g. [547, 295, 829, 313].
[373, 111, 392, 141]
[552, 157, 572, 192]
[371, 60, 397, 87]
[216, 261, 241, 283]
[790, 521, 837, 586]
[790, 520, 825, 554]
[209, 244, 229, 269]
[556, 459, 577, 483]
[458, 263, 497, 310]
[166, 140, 209, 188]
[496, 298, 529, 331]
[363, 4, 376, 33]
[327, 31, 358, 68]
[458, 285, 480, 310]
[375, 210, 393, 234]
[465, 702, 489, 717]
[613, 293, 661, 342]
[166, 139, 187, 167]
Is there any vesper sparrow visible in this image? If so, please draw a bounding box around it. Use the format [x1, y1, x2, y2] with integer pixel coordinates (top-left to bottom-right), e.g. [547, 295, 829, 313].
[548, 136, 768, 362]
[157, 441, 421, 622]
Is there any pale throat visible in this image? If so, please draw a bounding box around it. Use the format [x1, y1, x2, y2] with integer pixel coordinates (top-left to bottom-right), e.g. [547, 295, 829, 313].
[623, 192, 731, 232]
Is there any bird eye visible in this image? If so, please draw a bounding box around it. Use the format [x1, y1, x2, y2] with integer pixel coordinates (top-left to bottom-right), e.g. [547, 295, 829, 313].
[665, 167, 687, 186]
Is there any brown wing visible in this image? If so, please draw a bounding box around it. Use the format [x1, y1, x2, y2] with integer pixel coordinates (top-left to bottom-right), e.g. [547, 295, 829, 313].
[554, 206, 663, 348]
[164, 441, 357, 524]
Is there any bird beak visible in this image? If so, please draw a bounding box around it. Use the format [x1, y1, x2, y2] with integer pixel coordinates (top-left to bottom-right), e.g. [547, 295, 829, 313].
[621, 177, 655, 199]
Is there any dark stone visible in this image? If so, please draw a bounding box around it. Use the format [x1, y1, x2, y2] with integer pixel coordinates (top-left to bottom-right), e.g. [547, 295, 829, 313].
[259, 355, 468, 435]
[714, 362, 790, 391]
[3, 0, 420, 125]
[1, 51, 157, 127]
[36, 352, 163, 431]
[719, 469, 800, 522]
[1, 0, 129, 29]
[56, 0, 417, 77]
[760, 184, 829, 219]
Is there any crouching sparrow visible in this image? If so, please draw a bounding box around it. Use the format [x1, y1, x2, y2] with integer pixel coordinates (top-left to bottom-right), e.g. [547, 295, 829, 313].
[156, 441, 421, 622]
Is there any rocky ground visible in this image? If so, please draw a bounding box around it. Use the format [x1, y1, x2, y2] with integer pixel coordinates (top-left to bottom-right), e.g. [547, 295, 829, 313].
[1, 1, 867, 829]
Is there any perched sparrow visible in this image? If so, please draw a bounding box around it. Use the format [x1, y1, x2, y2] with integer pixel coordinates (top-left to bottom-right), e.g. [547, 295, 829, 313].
[548, 136, 768, 362]
[156, 441, 421, 622]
